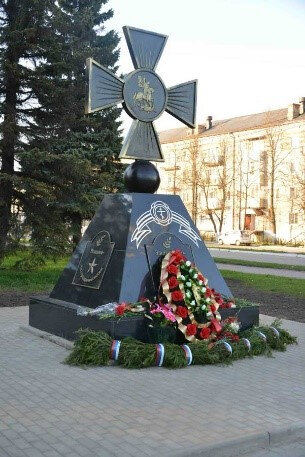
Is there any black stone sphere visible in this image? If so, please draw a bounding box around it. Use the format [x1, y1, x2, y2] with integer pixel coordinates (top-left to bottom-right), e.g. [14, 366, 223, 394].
[124, 160, 160, 193]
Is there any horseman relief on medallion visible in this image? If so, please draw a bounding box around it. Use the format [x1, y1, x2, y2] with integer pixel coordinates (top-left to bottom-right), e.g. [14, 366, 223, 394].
[133, 76, 155, 113]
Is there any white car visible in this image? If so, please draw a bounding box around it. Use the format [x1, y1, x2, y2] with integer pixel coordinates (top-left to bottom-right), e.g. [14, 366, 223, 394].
[218, 230, 252, 246]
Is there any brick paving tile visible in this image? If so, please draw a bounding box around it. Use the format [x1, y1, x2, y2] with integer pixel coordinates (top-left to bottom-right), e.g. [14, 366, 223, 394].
[1, 307, 305, 457]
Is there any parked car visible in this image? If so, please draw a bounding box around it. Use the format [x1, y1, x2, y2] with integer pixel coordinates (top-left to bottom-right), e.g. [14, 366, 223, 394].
[218, 230, 252, 246]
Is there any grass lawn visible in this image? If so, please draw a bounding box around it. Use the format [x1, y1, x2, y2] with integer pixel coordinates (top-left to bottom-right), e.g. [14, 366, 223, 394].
[214, 257, 305, 272]
[1, 251, 305, 298]
[221, 269, 305, 299]
[0, 253, 68, 292]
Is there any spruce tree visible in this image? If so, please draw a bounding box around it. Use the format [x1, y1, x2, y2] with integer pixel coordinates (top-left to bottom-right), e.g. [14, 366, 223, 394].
[0, 0, 123, 259]
[0, 0, 50, 259]
[23, 0, 123, 251]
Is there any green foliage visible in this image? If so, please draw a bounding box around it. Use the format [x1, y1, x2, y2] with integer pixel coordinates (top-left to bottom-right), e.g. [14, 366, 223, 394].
[188, 341, 222, 365]
[234, 298, 259, 307]
[22, 0, 124, 253]
[66, 329, 112, 366]
[65, 321, 297, 369]
[0, 0, 123, 257]
[163, 344, 187, 368]
[14, 253, 46, 271]
[0, 0, 52, 258]
[0, 252, 68, 291]
[118, 338, 156, 369]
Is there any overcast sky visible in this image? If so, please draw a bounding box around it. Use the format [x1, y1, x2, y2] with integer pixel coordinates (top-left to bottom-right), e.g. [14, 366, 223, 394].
[107, 0, 305, 134]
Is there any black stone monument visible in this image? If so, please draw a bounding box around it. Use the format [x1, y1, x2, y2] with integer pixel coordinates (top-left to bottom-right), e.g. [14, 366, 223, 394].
[29, 26, 258, 341]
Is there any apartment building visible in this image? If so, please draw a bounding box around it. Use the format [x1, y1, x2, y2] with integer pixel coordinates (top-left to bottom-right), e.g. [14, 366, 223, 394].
[157, 99, 305, 242]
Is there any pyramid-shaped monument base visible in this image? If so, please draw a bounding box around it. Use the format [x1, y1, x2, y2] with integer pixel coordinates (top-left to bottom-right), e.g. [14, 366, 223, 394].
[29, 193, 259, 340]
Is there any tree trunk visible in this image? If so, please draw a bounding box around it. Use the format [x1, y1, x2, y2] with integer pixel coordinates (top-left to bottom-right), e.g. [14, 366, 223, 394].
[0, 55, 19, 258]
[270, 166, 276, 235]
[71, 213, 82, 248]
[0, 1, 22, 259]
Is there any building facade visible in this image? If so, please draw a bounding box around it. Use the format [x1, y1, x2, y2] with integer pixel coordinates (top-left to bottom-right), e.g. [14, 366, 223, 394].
[157, 99, 305, 243]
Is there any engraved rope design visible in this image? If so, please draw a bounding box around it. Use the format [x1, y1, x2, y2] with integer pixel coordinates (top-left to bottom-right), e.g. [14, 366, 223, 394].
[131, 201, 201, 248]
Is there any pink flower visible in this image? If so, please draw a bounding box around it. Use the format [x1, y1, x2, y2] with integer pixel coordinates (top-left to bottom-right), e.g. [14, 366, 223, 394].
[150, 303, 176, 323]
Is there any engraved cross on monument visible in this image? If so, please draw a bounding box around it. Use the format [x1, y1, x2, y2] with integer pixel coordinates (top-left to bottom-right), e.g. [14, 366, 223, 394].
[29, 25, 233, 341]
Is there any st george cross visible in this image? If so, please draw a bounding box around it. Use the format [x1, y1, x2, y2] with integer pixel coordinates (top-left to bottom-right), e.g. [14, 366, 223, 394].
[86, 26, 197, 162]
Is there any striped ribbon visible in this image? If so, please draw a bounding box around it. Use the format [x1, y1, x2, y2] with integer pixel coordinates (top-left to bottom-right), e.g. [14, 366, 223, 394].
[155, 344, 165, 367]
[222, 341, 233, 355]
[270, 327, 280, 338]
[241, 338, 251, 351]
[256, 331, 267, 342]
[182, 344, 193, 366]
[110, 340, 121, 361]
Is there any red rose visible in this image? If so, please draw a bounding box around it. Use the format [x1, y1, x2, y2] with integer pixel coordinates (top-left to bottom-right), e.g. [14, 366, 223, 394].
[115, 304, 126, 316]
[171, 251, 186, 264]
[205, 287, 212, 298]
[198, 274, 205, 281]
[167, 264, 178, 275]
[168, 276, 178, 289]
[186, 323, 197, 336]
[176, 306, 188, 319]
[200, 327, 211, 340]
[213, 291, 223, 305]
[171, 290, 184, 302]
[210, 304, 217, 313]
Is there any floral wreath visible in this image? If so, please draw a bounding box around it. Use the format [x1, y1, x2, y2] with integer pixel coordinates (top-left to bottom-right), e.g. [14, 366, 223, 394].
[156, 250, 238, 342]
[79, 249, 239, 344]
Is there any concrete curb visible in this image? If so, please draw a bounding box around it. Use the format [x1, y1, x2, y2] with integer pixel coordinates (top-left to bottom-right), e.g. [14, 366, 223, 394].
[20, 325, 74, 350]
[216, 263, 305, 279]
[163, 423, 305, 457]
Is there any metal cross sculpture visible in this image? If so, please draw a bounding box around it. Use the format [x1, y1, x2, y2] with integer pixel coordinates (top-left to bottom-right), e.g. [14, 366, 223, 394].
[86, 26, 197, 162]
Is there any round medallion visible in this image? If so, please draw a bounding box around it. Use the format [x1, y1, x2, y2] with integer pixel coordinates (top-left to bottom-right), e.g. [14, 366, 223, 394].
[150, 201, 172, 226]
[123, 69, 167, 122]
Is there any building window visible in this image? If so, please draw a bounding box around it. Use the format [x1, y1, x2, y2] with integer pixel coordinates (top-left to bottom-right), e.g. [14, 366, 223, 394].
[260, 198, 268, 209]
[289, 213, 298, 224]
[290, 187, 295, 199]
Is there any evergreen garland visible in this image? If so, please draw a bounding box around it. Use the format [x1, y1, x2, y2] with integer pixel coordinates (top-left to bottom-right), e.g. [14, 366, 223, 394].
[65, 321, 297, 369]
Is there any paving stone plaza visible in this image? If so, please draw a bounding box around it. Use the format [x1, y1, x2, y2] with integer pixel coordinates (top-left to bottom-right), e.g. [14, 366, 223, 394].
[1, 306, 305, 457]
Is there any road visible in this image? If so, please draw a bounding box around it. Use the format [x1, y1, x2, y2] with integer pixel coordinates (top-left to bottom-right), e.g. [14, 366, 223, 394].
[209, 247, 305, 267]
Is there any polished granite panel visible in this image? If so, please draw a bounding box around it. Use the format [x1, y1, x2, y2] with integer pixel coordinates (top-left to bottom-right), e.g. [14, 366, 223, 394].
[119, 193, 232, 303]
[50, 193, 232, 309]
[50, 194, 132, 307]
